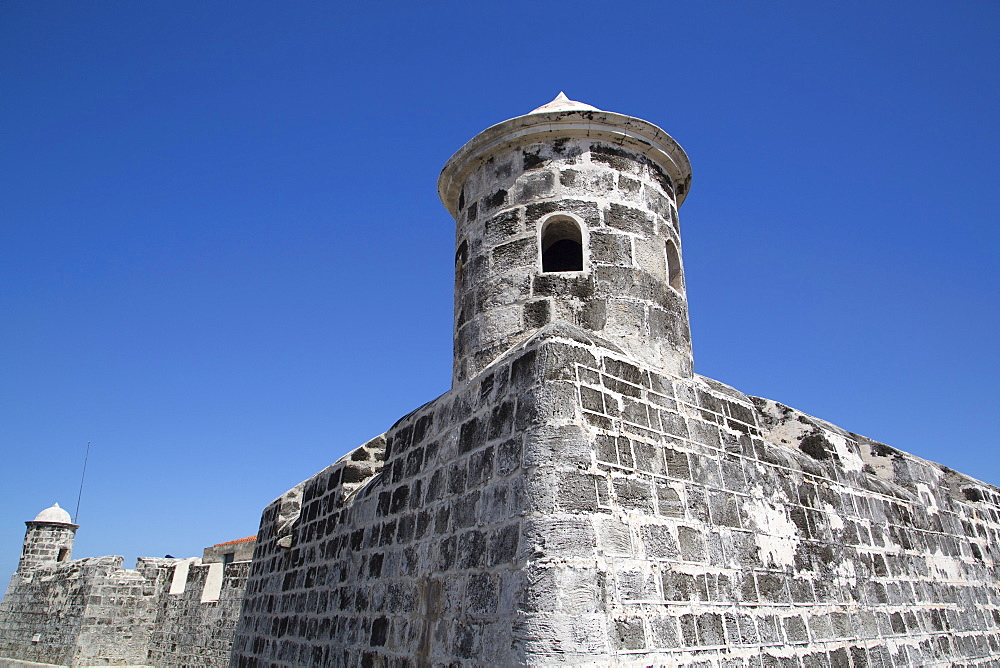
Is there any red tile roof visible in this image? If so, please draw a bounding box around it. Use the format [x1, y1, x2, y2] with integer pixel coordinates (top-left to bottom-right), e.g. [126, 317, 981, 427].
[212, 535, 257, 547]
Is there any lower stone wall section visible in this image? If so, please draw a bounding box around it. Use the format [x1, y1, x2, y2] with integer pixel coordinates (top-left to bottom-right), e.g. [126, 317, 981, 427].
[147, 560, 250, 668]
[0, 553, 249, 667]
[0, 660, 152, 668]
[230, 343, 532, 665]
[526, 338, 1000, 666]
[231, 323, 1000, 666]
[0, 661, 152, 668]
[0, 556, 168, 666]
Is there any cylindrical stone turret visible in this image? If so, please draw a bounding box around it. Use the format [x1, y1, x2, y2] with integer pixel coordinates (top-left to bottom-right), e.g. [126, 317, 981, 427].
[18, 503, 78, 572]
[439, 93, 694, 386]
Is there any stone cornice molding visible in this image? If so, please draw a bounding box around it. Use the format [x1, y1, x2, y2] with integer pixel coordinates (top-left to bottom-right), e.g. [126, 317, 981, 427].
[25, 520, 79, 529]
[438, 108, 693, 218]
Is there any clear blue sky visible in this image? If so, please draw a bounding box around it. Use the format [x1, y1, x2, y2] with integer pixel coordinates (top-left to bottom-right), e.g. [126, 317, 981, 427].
[2, 1, 998, 580]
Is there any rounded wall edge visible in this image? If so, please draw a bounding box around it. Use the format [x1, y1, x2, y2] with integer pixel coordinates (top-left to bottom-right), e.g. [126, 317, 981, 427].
[24, 520, 79, 530]
[438, 110, 692, 218]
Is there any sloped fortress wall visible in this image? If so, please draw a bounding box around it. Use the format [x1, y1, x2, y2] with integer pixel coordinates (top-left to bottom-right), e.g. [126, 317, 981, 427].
[229, 96, 1000, 667]
[230, 333, 1000, 667]
[230, 364, 533, 665]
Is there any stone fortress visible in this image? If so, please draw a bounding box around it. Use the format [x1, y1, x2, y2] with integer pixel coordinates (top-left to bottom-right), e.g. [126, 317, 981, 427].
[0, 501, 255, 667]
[3, 95, 1000, 667]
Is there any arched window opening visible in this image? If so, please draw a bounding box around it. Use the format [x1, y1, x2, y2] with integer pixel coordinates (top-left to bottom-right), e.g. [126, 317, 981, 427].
[666, 240, 683, 290]
[541, 218, 583, 273]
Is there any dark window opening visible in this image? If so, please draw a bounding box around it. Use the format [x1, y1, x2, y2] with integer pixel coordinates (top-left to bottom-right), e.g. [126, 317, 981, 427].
[455, 239, 469, 286]
[666, 240, 683, 290]
[541, 218, 583, 273]
[57, 548, 69, 562]
[223, 552, 235, 566]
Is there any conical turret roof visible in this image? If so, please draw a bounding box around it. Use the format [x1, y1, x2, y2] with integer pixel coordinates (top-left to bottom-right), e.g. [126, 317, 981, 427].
[529, 92, 600, 114]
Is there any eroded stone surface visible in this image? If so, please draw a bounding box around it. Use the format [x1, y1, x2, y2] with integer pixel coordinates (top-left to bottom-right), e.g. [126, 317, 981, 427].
[230, 327, 1000, 666]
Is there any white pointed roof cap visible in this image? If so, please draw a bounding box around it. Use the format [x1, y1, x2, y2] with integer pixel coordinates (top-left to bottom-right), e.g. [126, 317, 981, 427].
[33, 503, 73, 524]
[530, 92, 600, 114]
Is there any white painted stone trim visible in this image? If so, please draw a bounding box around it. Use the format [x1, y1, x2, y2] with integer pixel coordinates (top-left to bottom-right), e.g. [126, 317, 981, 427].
[200, 562, 224, 602]
[168, 558, 199, 595]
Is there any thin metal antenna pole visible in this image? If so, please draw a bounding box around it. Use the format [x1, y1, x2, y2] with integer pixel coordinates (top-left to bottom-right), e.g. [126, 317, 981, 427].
[74, 441, 91, 524]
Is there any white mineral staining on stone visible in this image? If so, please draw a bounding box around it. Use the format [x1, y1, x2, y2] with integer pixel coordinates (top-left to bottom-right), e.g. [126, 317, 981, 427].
[826, 431, 864, 472]
[614, 562, 660, 604]
[823, 502, 846, 531]
[273, 479, 305, 535]
[754, 399, 808, 448]
[743, 489, 800, 568]
[528, 515, 595, 560]
[558, 566, 605, 613]
[916, 482, 940, 514]
[925, 548, 964, 581]
[595, 516, 632, 556]
[831, 557, 857, 587]
[633, 236, 667, 282]
[755, 398, 870, 473]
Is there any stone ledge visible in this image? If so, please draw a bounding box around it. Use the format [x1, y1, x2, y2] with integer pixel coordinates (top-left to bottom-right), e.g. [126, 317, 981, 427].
[0, 660, 153, 668]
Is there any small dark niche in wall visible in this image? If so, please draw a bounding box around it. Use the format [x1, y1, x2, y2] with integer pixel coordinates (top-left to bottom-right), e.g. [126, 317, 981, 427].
[541, 218, 583, 272]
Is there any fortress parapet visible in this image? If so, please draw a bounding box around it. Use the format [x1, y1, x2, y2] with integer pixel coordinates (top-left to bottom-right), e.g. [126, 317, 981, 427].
[0, 505, 254, 668]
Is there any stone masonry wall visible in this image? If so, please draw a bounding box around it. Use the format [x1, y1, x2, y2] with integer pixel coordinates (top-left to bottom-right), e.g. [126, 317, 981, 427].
[231, 324, 1000, 666]
[17, 524, 76, 573]
[517, 331, 1000, 666]
[230, 334, 545, 666]
[0, 562, 94, 666]
[147, 560, 251, 668]
[0, 555, 169, 666]
[0, 552, 250, 667]
[451, 138, 693, 385]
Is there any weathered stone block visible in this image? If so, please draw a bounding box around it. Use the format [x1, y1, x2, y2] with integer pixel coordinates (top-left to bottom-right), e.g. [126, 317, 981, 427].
[613, 478, 653, 513]
[612, 616, 645, 650]
[677, 526, 706, 562]
[641, 524, 679, 560]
